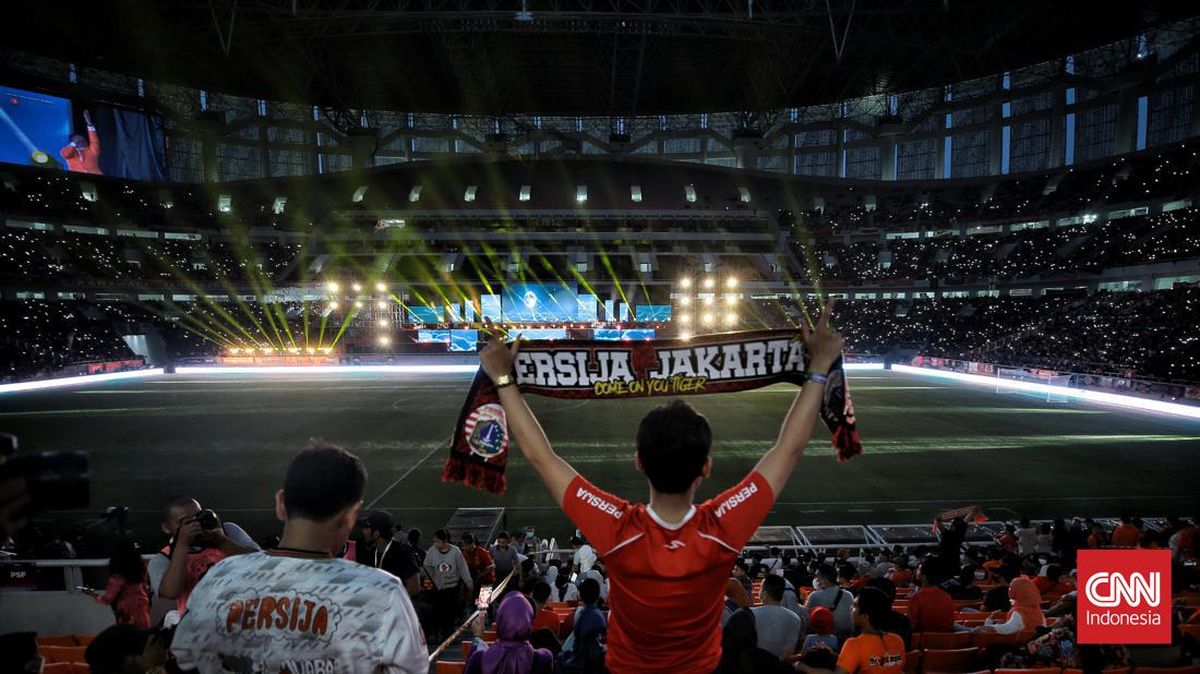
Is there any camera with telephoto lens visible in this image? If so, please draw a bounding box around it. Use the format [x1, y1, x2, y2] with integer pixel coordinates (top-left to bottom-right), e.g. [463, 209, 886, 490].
[181, 509, 220, 531]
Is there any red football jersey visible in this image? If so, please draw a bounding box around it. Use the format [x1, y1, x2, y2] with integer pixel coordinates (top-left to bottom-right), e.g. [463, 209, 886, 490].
[562, 471, 775, 674]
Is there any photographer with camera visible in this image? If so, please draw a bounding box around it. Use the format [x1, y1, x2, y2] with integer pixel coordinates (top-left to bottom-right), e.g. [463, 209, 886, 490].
[150, 496, 258, 618]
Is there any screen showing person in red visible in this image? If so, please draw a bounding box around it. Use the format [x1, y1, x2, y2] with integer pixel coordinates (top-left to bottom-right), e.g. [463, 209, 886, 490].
[477, 303, 845, 674]
[60, 109, 101, 174]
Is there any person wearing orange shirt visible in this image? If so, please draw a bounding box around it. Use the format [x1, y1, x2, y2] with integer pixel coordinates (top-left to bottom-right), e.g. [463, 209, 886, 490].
[1110, 517, 1142, 548]
[796, 587, 906, 674]
[530, 580, 570, 640]
[907, 557, 956, 634]
[479, 303, 845, 674]
[60, 109, 102, 174]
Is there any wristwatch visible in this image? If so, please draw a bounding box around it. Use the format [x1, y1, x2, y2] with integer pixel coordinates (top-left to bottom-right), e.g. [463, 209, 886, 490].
[494, 374, 515, 389]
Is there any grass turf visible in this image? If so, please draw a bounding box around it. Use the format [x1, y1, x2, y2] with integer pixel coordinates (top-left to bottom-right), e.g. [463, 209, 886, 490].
[2, 369, 1198, 553]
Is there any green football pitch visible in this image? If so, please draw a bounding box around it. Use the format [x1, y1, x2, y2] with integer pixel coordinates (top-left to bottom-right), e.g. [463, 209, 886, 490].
[2, 369, 1198, 553]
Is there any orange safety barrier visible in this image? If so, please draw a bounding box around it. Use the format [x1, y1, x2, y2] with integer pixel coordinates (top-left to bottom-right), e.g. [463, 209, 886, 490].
[920, 647, 979, 674]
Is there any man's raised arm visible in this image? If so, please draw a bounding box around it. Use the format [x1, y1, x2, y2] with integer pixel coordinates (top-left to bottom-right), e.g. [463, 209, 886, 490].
[480, 329, 578, 507]
[752, 300, 845, 496]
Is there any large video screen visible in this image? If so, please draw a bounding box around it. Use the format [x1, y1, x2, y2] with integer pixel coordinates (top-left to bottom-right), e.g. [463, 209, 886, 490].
[480, 294, 502, 321]
[576, 295, 598, 322]
[416, 329, 450, 343]
[408, 306, 444, 324]
[594, 328, 657, 341]
[449, 329, 479, 352]
[502, 284, 580, 323]
[509, 328, 568, 341]
[635, 305, 672, 321]
[90, 104, 167, 181]
[0, 86, 71, 169]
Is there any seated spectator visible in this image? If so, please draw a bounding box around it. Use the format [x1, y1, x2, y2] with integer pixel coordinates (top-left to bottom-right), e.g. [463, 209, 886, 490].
[983, 568, 1015, 613]
[976, 576, 1046, 635]
[753, 574, 806, 659]
[796, 587, 906, 674]
[1035, 523, 1054, 555]
[724, 578, 751, 626]
[84, 623, 171, 674]
[863, 577, 912, 650]
[807, 563, 855, 636]
[150, 496, 258, 618]
[944, 564, 984, 600]
[1032, 564, 1072, 597]
[997, 524, 1018, 553]
[171, 443, 428, 673]
[552, 568, 580, 603]
[557, 579, 608, 674]
[466, 592, 554, 674]
[1111, 517, 1142, 547]
[1086, 521, 1109, 548]
[801, 606, 839, 656]
[359, 509, 420, 595]
[733, 560, 755, 595]
[715, 608, 797, 674]
[889, 556, 914, 587]
[531, 580, 572, 636]
[1016, 517, 1039, 557]
[873, 550, 896, 579]
[908, 556, 955, 633]
[83, 538, 151, 629]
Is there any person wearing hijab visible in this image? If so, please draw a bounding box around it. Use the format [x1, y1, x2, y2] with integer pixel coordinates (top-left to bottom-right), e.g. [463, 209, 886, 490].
[716, 608, 796, 674]
[795, 588, 906, 674]
[976, 576, 1046, 635]
[557, 599, 608, 674]
[466, 592, 554, 674]
[723, 578, 752, 626]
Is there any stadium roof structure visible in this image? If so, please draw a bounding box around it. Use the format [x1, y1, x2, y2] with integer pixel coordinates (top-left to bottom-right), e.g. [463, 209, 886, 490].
[3, 0, 1195, 117]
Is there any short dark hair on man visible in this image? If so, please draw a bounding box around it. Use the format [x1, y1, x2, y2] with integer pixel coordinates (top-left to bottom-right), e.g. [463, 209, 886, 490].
[762, 574, 786, 601]
[579, 578, 601, 605]
[496, 530, 510, 540]
[283, 442, 366, 521]
[855, 587, 892, 630]
[162, 495, 196, 524]
[532, 581, 552, 604]
[461, 533, 475, 545]
[636, 399, 712, 494]
[434, 528, 451, 542]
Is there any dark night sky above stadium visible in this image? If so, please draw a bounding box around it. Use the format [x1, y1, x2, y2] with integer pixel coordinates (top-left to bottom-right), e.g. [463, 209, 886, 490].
[2, 0, 1196, 115]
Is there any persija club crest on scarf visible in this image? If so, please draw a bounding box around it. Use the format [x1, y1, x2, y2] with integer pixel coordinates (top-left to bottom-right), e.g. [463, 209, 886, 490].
[443, 329, 863, 494]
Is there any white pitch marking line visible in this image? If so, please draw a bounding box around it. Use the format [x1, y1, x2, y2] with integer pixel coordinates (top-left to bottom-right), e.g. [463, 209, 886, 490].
[366, 441, 447, 509]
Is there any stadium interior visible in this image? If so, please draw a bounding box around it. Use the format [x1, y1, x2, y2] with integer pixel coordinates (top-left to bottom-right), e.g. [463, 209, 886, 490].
[1, 1, 1199, 672]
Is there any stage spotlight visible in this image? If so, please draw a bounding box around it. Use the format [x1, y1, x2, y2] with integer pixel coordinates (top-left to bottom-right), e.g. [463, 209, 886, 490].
[378, 336, 391, 347]
[352, 282, 363, 292]
[724, 313, 738, 325]
[679, 331, 692, 340]
[327, 301, 339, 311]
[726, 294, 737, 305]
[228, 347, 240, 355]
[726, 277, 737, 289]
[703, 277, 715, 289]
[306, 348, 315, 355]
[375, 282, 387, 292]
[680, 278, 692, 289]
[702, 313, 714, 325]
[326, 281, 339, 293]
[354, 301, 364, 309]
[378, 319, 388, 328]
[703, 296, 714, 306]
[322, 347, 333, 354]
[680, 314, 691, 324]
[376, 301, 387, 310]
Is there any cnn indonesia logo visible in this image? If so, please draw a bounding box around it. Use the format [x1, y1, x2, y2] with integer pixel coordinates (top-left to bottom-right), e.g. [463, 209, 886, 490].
[1077, 550, 1170, 644]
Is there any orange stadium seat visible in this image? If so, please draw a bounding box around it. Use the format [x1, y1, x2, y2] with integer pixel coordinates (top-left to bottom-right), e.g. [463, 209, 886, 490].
[914, 632, 972, 650]
[73, 635, 94, 646]
[40, 646, 88, 665]
[994, 668, 1062, 674]
[37, 635, 79, 648]
[904, 650, 922, 674]
[1133, 668, 1200, 674]
[920, 647, 979, 674]
[1063, 668, 1130, 674]
[461, 640, 472, 659]
[971, 630, 1036, 649]
[42, 665, 74, 674]
[1179, 624, 1200, 640]
[435, 662, 466, 674]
